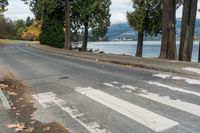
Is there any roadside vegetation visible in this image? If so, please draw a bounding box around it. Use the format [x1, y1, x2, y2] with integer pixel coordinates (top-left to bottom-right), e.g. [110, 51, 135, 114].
[0, 0, 200, 62]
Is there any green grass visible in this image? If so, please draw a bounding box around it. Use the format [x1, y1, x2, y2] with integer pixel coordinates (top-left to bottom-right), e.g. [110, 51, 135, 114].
[0, 39, 20, 45]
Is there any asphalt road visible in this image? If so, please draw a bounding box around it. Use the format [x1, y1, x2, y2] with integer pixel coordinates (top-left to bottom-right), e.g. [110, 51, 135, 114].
[0, 43, 200, 133]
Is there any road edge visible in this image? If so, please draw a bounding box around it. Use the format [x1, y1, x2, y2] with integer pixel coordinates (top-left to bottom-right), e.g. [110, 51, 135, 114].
[28, 43, 200, 77]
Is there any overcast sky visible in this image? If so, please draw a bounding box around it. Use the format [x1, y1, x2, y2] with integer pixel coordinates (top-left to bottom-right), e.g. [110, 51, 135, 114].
[4, 0, 200, 24]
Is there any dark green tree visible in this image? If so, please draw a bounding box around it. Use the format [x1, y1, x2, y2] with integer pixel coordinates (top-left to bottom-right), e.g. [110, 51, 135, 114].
[26, 16, 33, 27]
[39, 7, 65, 48]
[71, 0, 111, 51]
[127, 0, 162, 57]
[0, 0, 8, 13]
[22, 0, 72, 49]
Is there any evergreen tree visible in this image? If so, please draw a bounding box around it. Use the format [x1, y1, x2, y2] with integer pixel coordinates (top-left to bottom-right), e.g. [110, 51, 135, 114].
[0, 0, 8, 13]
[160, 0, 177, 60]
[127, 0, 162, 57]
[71, 0, 111, 51]
[39, 7, 65, 48]
[179, 0, 198, 61]
[26, 16, 33, 27]
[22, 0, 72, 49]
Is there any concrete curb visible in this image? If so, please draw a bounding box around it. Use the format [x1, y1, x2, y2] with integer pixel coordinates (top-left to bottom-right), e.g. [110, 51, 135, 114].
[28, 43, 200, 77]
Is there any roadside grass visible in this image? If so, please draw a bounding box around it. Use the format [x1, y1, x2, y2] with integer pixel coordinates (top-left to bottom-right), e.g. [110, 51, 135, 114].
[0, 39, 19, 45]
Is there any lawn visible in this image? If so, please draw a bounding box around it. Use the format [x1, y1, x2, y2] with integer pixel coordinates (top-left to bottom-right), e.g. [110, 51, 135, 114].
[0, 39, 19, 45]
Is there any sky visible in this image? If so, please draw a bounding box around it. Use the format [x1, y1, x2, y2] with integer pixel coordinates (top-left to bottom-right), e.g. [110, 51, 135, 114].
[4, 0, 200, 24]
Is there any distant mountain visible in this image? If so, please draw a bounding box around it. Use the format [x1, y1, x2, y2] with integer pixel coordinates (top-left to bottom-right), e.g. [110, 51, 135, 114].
[106, 19, 200, 41]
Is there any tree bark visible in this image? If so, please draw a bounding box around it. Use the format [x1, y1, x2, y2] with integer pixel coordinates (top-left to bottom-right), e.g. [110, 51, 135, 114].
[198, 41, 200, 62]
[81, 22, 89, 52]
[135, 32, 143, 57]
[179, 0, 198, 61]
[63, 0, 71, 50]
[159, 0, 177, 60]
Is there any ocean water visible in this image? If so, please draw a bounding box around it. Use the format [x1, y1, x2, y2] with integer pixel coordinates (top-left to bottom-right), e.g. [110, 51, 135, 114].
[88, 41, 199, 62]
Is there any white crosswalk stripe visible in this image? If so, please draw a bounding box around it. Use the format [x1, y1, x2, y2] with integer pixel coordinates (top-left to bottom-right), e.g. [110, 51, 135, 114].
[76, 87, 179, 132]
[33, 92, 112, 133]
[153, 73, 200, 85]
[147, 81, 200, 97]
[104, 82, 200, 117]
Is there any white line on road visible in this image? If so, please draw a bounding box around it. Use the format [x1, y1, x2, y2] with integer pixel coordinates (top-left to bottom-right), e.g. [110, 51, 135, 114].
[0, 89, 11, 110]
[136, 90, 200, 117]
[153, 73, 200, 85]
[147, 81, 200, 97]
[172, 76, 200, 85]
[153, 74, 172, 79]
[182, 67, 200, 74]
[33, 92, 112, 133]
[103, 82, 200, 117]
[103, 83, 119, 89]
[76, 87, 179, 132]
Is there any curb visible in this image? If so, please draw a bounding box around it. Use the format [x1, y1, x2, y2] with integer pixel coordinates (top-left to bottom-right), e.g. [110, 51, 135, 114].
[28, 43, 200, 77]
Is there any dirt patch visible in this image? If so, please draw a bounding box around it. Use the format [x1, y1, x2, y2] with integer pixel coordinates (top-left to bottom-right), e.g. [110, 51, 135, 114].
[1, 75, 69, 133]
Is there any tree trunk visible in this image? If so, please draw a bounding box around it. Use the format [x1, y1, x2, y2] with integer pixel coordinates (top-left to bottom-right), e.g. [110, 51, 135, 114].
[159, 0, 177, 60]
[63, 0, 71, 50]
[179, 0, 198, 61]
[81, 22, 89, 52]
[198, 42, 200, 62]
[135, 32, 143, 57]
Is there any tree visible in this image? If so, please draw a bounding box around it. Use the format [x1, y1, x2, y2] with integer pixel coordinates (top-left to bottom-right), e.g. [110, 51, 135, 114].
[39, 8, 65, 48]
[63, 0, 71, 50]
[0, 0, 8, 13]
[22, 0, 72, 49]
[179, 0, 198, 61]
[159, 0, 177, 60]
[72, 0, 111, 51]
[26, 16, 33, 27]
[127, 0, 162, 57]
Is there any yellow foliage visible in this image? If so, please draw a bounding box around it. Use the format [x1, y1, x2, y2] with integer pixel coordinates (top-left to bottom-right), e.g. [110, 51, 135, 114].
[20, 21, 41, 41]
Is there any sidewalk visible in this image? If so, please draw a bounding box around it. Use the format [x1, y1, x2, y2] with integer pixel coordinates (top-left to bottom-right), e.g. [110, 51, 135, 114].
[29, 43, 200, 77]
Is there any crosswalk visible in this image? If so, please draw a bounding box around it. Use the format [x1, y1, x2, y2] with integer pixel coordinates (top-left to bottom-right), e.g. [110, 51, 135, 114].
[33, 73, 200, 133]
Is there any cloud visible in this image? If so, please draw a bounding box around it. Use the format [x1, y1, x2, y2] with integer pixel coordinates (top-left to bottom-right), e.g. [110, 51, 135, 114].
[4, 0, 34, 20]
[3, 0, 200, 24]
[110, 0, 132, 24]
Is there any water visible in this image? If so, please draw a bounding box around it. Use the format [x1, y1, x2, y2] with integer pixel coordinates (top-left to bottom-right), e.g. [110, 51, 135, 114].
[88, 41, 199, 62]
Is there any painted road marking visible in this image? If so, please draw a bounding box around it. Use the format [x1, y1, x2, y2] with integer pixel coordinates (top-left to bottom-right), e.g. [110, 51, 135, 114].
[76, 87, 179, 132]
[103, 82, 200, 117]
[104, 82, 137, 91]
[0, 89, 11, 110]
[33, 92, 112, 133]
[103, 83, 119, 89]
[153, 73, 200, 85]
[182, 67, 200, 74]
[153, 74, 171, 79]
[147, 81, 200, 97]
[136, 90, 200, 117]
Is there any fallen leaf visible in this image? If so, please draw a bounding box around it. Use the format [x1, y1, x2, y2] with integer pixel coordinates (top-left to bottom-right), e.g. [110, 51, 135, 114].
[43, 127, 50, 131]
[26, 127, 34, 132]
[7, 91, 18, 96]
[30, 121, 36, 124]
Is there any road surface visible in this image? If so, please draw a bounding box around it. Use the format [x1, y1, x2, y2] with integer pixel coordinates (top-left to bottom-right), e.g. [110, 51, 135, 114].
[0, 43, 200, 133]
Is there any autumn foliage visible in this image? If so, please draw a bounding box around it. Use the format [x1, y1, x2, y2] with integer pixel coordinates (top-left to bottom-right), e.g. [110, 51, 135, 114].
[18, 21, 41, 41]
